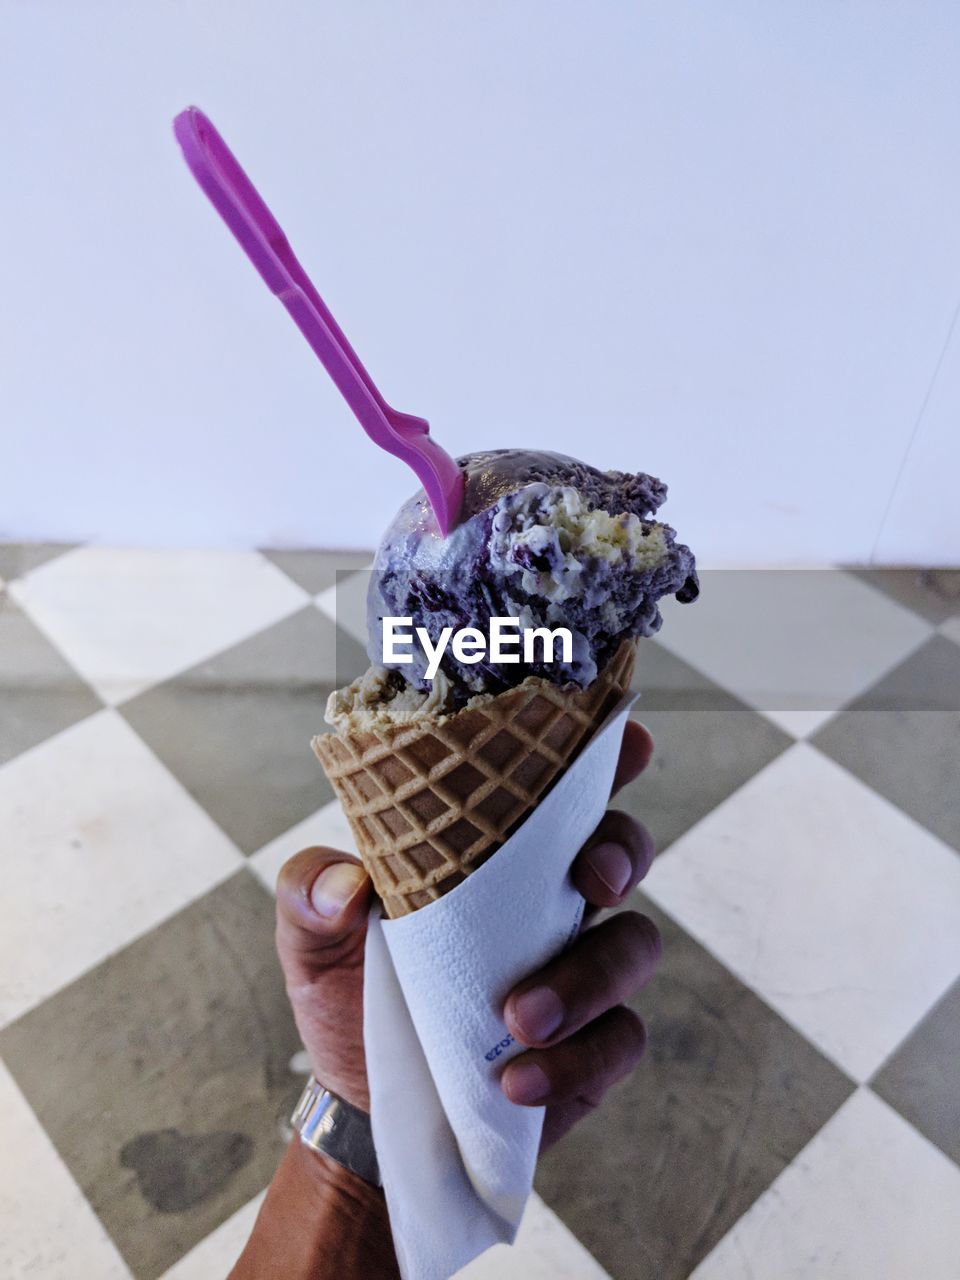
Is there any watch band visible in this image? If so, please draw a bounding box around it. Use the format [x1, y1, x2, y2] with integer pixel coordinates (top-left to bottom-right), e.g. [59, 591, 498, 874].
[290, 1076, 381, 1187]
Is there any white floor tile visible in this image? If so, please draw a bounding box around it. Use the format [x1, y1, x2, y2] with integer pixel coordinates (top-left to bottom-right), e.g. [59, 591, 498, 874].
[315, 565, 372, 653]
[158, 1191, 266, 1280]
[0, 1062, 132, 1279]
[155, 1188, 605, 1280]
[8, 548, 307, 704]
[644, 743, 960, 1081]
[940, 616, 960, 646]
[656, 570, 931, 735]
[455, 1193, 610, 1279]
[768, 707, 831, 740]
[249, 800, 361, 894]
[0, 710, 242, 1028]
[690, 1088, 960, 1280]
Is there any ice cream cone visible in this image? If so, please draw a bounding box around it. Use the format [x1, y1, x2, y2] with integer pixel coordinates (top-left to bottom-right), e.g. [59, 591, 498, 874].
[312, 640, 636, 918]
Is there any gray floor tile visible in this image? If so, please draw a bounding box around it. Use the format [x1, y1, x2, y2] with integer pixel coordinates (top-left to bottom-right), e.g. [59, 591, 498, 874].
[812, 635, 960, 853]
[655, 569, 931, 740]
[848, 567, 960, 624]
[0, 592, 101, 766]
[621, 640, 794, 853]
[0, 541, 76, 582]
[0, 871, 302, 1280]
[535, 894, 854, 1280]
[260, 548, 372, 596]
[121, 607, 368, 855]
[871, 977, 960, 1170]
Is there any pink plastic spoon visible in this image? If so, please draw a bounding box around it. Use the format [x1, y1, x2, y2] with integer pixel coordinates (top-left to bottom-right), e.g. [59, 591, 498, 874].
[172, 106, 463, 535]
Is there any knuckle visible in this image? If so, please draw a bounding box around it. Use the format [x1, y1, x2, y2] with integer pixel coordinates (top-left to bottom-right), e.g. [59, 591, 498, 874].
[588, 1023, 614, 1075]
[590, 938, 628, 1010]
[611, 1006, 648, 1070]
[603, 809, 655, 867]
[595, 809, 639, 853]
[580, 1034, 617, 1101]
[560, 912, 661, 1027]
[566, 1008, 648, 1112]
[613, 910, 662, 968]
[588, 1009, 648, 1095]
[580, 913, 661, 1014]
[579, 1080, 608, 1109]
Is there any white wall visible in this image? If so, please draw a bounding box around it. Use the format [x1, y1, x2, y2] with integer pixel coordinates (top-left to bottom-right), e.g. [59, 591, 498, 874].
[2, 1, 958, 564]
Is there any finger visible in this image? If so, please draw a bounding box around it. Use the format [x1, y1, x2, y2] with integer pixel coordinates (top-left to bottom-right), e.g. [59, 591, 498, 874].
[538, 1023, 646, 1151]
[502, 1006, 646, 1107]
[275, 847, 373, 971]
[610, 720, 654, 797]
[504, 911, 661, 1048]
[571, 809, 656, 908]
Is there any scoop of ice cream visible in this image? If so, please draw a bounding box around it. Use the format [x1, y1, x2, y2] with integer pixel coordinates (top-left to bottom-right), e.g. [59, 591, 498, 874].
[365, 448, 697, 704]
[326, 662, 464, 731]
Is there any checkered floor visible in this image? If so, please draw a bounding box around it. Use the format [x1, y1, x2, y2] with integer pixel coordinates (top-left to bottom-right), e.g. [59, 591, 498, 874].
[1, 545, 958, 1280]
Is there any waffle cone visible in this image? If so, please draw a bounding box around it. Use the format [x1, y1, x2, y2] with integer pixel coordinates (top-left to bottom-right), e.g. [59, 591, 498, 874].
[312, 641, 636, 918]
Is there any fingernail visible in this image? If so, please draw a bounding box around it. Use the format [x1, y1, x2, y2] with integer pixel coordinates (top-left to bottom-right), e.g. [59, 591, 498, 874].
[512, 987, 564, 1042]
[311, 863, 366, 918]
[506, 1062, 550, 1105]
[587, 842, 632, 896]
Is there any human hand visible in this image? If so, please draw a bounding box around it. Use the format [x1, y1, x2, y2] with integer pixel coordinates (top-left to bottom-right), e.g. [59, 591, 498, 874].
[274, 719, 660, 1145]
[500, 719, 660, 1150]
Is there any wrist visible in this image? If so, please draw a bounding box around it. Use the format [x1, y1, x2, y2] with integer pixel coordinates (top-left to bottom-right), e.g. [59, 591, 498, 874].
[230, 1140, 397, 1280]
[292, 1130, 382, 1209]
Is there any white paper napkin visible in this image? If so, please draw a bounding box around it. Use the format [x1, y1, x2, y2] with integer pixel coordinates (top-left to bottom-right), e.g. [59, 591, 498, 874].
[363, 694, 637, 1280]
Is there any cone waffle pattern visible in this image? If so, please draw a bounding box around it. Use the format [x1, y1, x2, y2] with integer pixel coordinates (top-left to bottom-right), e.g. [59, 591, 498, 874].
[312, 641, 635, 918]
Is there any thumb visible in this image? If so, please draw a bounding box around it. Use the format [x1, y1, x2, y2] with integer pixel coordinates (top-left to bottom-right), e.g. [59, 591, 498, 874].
[275, 846, 373, 977]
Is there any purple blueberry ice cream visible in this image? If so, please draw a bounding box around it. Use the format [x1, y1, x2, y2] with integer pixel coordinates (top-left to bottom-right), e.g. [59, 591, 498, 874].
[326, 449, 697, 729]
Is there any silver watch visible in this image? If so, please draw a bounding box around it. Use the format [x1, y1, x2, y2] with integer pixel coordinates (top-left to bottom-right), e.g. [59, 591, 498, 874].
[290, 1076, 381, 1187]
